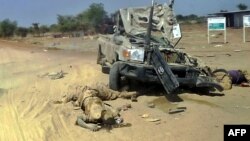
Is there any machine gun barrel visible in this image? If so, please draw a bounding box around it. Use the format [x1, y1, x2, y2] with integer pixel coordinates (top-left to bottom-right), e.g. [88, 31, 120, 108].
[145, 0, 155, 64]
[145, 0, 154, 46]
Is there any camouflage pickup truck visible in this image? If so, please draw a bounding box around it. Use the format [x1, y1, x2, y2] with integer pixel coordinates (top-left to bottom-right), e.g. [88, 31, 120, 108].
[97, 0, 229, 94]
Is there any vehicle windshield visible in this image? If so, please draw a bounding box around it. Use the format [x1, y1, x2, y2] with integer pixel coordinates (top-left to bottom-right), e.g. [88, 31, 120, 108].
[127, 29, 173, 48]
[119, 2, 177, 42]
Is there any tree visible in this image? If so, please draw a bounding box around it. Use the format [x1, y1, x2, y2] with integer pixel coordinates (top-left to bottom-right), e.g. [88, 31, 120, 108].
[237, 3, 248, 10]
[57, 15, 78, 33]
[55, 3, 107, 33]
[0, 19, 17, 37]
[49, 24, 59, 32]
[32, 23, 40, 37]
[40, 25, 49, 36]
[176, 14, 202, 22]
[15, 27, 28, 38]
[77, 3, 107, 32]
[176, 14, 184, 21]
[186, 14, 198, 20]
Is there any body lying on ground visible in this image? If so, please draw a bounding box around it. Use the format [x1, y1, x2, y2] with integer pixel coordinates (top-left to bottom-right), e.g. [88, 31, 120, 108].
[58, 83, 137, 131]
[228, 70, 250, 86]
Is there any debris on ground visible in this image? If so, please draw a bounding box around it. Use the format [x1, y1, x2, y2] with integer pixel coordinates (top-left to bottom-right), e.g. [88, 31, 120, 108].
[141, 114, 150, 118]
[234, 50, 241, 52]
[147, 103, 155, 108]
[140, 114, 161, 123]
[37, 70, 65, 80]
[168, 107, 187, 114]
[145, 118, 161, 122]
[48, 71, 65, 80]
[206, 54, 216, 57]
[194, 54, 231, 57]
[214, 45, 223, 48]
[117, 103, 132, 111]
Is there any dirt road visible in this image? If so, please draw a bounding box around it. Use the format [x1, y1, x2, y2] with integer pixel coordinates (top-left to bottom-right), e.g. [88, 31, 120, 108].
[0, 26, 250, 141]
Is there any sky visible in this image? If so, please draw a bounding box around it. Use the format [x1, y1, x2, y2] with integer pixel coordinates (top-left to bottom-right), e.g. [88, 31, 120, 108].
[0, 0, 250, 27]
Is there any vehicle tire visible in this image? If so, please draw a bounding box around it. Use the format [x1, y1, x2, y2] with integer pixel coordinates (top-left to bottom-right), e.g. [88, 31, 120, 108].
[97, 45, 103, 64]
[212, 69, 228, 74]
[101, 65, 110, 74]
[109, 62, 121, 91]
[212, 69, 232, 90]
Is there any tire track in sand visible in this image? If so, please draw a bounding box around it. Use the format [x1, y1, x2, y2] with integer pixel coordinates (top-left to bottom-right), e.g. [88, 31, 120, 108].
[5, 88, 26, 141]
[49, 109, 74, 141]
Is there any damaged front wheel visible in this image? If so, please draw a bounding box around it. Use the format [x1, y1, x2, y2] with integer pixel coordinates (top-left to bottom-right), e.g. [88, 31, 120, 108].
[109, 62, 121, 91]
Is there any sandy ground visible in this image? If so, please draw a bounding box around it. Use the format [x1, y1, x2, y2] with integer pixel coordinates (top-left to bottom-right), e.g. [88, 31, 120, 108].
[1, 24, 250, 141]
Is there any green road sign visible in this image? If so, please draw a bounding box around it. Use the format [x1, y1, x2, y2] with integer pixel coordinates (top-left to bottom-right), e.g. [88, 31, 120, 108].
[208, 17, 226, 31]
[209, 23, 225, 30]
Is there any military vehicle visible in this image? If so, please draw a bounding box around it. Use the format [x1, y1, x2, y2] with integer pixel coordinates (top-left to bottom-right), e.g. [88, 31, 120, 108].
[97, 0, 228, 94]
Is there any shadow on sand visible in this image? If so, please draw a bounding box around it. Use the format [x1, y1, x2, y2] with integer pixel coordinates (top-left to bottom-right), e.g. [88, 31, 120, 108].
[126, 82, 225, 103]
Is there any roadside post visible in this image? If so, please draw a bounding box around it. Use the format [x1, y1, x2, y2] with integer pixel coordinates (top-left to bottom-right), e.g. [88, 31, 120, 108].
[243, 15, 250, 43]
[207, 17, 226, 44]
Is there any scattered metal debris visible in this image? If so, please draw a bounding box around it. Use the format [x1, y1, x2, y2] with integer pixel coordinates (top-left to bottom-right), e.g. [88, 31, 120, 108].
[168, 107, 187, 114]
[48, 71, 64, 80]
[145, 118, 161, 122]
[140, 114, 161, 122]
[38, 70, 65, 80]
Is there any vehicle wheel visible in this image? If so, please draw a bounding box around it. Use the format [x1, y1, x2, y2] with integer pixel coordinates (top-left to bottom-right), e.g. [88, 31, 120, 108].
[212, 69, 232, 90]
[97, 45, 103, 64]
[101, 65, 110, 74]
[212, 69, 228, 74]
[109, 62, 121, 91]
